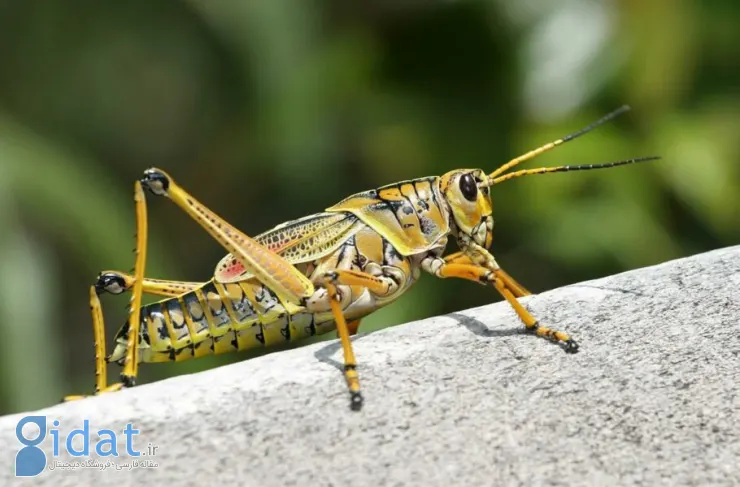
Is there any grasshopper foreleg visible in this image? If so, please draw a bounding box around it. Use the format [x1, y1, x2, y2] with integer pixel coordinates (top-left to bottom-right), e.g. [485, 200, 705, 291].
[442, 251, 531, 297]
[423, 253, 579, 353]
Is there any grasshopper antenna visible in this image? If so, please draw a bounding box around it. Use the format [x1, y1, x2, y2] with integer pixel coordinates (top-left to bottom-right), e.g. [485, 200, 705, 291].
[487, 155, 661, 185]
[487, 105, 632, 180]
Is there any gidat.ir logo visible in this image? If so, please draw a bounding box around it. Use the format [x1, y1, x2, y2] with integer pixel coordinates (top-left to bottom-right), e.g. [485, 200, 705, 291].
[15, 416, 47, 477]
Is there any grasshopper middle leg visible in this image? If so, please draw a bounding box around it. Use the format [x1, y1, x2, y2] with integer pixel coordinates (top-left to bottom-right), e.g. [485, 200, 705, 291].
[319, 268, 395, 411]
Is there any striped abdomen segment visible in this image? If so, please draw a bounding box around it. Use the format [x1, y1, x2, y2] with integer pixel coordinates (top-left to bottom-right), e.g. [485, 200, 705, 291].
[124, 280, 320, 364]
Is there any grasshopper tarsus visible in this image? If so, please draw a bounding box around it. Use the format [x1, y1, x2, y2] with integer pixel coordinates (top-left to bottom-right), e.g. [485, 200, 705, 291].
[350, 392, 364, 412]
[564, 339, 580, 354]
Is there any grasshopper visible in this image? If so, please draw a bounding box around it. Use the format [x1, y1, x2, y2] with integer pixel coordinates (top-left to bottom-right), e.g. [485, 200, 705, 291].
[64, 106, 658, 410]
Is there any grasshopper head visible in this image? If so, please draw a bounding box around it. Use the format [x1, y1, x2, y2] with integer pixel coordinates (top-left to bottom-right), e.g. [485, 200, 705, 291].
[439, 169, 493, 249]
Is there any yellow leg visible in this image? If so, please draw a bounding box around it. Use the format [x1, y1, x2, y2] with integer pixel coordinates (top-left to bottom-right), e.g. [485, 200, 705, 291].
[319, 269, 395, 411]
[444, 252, 531, 297]
[326, 283, 363, 411]
[497, 268, 531, 298]
[64, 183, 147, 400]
[119, 181, 148, 385]
[95, 271, 202, 297]
[140, 168, 313, 305]
[91, 287, 108, 393]
[323, 269, 392, 295]
[492, 277, 576, 351]
[63, 287, 123, 401]
[324, 269, 382, 339]
[436, 261, 578, 353]
[64, 181, 149, 401]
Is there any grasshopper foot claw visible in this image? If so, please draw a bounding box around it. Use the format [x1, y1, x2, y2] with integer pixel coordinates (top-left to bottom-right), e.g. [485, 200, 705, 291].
[564, 339, 579, 354]
[350, 391, 363, 411]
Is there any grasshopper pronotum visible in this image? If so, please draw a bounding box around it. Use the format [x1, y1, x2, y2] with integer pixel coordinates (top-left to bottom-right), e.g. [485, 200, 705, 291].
[65, 106, 658, 410]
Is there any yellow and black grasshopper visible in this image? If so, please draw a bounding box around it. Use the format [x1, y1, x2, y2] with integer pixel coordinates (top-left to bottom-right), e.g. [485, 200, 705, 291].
[65, 106, 659, 410]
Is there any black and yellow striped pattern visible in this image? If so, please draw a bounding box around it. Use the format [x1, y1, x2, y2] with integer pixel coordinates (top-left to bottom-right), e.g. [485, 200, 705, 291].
[327, 177, 450, 256]
[110, 278, 322, 364]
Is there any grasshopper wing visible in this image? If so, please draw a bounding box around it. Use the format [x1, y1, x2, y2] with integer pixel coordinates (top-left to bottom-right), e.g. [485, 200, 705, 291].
[215, 212, 363, 284]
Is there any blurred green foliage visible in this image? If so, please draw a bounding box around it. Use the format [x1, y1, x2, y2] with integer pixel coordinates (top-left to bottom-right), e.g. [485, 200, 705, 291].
[0, 0, 737, 415]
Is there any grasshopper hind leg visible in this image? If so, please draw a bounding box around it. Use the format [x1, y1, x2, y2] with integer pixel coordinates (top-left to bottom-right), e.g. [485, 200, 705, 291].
[95, 271, 201, 298]
[64, 271, 207, 401]
[64, 181, 149, 401]
[63, 286, 123, 401]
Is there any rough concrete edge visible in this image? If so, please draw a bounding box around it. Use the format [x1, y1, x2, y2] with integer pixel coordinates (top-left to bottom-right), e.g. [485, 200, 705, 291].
[0, 246, 736, 426]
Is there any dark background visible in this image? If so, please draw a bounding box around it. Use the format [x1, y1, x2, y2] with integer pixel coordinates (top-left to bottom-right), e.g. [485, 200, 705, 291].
[0, 0, 737, 414]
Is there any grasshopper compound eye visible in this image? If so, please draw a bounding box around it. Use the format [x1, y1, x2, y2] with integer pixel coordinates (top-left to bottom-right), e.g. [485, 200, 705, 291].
[459, 173, 478, 202]
[140, 168, 170, 196]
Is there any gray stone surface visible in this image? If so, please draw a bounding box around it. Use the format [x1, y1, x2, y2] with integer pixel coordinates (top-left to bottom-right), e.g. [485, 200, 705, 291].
[1, 247, 739, 486]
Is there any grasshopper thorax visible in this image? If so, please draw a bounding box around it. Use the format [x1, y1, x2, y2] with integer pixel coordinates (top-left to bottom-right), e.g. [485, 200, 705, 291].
[438, 169, 494, 250]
